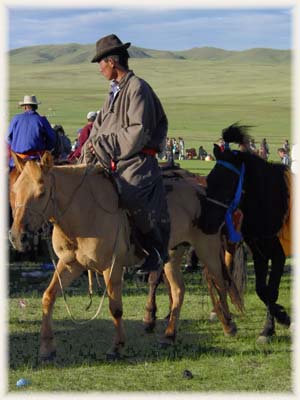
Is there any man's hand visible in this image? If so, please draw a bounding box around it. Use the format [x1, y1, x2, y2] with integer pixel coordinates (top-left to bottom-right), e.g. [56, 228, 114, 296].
[88, 141, 96, 155]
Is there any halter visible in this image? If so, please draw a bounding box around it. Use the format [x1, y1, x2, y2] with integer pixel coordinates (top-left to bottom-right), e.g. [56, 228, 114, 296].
[217, 159, 245, 243]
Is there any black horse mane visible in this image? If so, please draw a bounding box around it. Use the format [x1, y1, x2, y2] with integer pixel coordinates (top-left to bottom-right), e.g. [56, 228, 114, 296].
[222, 122, 253, 145]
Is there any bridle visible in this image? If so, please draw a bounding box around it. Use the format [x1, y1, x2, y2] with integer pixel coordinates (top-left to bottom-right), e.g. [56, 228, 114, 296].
[206, 158, 245, 243]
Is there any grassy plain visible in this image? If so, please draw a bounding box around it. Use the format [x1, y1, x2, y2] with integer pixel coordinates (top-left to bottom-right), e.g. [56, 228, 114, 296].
[8, 259, 292, 393]
[8, 58, 291, 160]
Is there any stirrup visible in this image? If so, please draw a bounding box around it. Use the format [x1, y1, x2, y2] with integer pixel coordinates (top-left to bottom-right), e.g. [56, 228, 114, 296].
[136, 248, 163, 276]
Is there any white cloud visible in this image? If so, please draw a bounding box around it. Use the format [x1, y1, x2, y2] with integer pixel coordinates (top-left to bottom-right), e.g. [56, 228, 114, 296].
[8, 8, 291, 50]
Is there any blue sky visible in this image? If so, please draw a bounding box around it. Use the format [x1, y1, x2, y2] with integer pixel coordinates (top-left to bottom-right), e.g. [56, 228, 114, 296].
[8, 7, 292, 51]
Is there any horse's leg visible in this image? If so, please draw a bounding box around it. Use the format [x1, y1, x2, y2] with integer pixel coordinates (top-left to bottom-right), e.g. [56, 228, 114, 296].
[160, 246, 186, 344]
[102, 265, 125, 360]
[40, 259, 83, 361]
[143, 271, 162, 332]
[268, 237, 290, 327]
[162, 271, 173, 320]
[193, 232, 237, 336]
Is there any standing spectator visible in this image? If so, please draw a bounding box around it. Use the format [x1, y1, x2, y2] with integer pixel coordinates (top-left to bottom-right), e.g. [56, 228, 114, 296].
[178, 137, 185, 160]
[217, 138, 225, 152]
[249, 138, 257, 153]
[283, 139, 290, 155]
[259, 138, 270, 160]
[68, 111, 97, 162]
[173, 137, 179, 160]
[53, 124, 72, 161]
[165, 137, 173, 162]
[198, 145, 208, 160]
[6, 94, 56, 168]
[277, 147, 291, 167]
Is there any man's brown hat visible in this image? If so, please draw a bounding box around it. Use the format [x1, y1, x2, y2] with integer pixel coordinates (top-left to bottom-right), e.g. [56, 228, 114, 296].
[91, 34, 131, 63]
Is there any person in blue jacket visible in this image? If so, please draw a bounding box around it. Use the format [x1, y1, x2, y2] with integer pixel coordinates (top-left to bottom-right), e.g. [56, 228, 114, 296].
[7, 94, 56, 168]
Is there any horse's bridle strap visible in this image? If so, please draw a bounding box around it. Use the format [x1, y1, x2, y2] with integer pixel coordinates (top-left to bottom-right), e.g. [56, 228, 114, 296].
[217, 160, 241, 175]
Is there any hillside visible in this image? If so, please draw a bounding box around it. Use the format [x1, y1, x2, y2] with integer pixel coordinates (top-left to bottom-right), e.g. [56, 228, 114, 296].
[9, 43, 291, 65]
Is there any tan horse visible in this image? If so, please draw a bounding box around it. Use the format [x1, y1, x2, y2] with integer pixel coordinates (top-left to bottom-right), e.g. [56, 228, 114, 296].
[9, 152, 243, 361]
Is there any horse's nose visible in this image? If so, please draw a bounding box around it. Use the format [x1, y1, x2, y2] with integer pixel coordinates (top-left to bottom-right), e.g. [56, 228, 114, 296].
[8, 229, 15, 248]
[8, 229, 31, 252]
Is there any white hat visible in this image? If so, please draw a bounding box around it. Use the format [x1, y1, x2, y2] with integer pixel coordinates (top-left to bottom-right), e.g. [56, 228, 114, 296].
[18, 95, 41, 106]
[87, 111, 97, 120]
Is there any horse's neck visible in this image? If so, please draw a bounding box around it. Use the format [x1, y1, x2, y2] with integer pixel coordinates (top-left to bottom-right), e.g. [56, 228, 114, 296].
[51, 166, 119, 223]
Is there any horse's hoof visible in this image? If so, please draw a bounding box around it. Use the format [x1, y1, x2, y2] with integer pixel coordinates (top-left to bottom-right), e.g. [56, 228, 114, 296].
[256, 335, 271, 345]
[39, 350, 57, 363]
[208, 311, 218, 322]
[158, 336, 175, 348]
[143, 321, 156, 333]
[106, 350, 121, 361]
[224, 322, 237, 337]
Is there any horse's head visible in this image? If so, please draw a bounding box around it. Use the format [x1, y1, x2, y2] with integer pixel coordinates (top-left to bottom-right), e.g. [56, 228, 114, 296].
[198, 123, 251, 235]
[9, 152, 54, 252]
[198, 144, 245, 234]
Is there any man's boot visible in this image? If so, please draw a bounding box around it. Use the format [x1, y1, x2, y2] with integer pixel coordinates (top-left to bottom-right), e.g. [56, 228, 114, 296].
[136, 228, 167, 275]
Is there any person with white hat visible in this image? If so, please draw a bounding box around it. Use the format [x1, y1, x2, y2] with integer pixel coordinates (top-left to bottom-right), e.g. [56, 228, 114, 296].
[6, 94, 56, 168]
[81, 34, 170, 275]
[68, 111, 97, 162]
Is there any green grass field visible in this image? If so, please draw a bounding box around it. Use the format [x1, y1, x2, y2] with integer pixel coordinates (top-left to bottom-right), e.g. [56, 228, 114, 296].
[8, 258, 292, 393]
[8, 58, 291, 160]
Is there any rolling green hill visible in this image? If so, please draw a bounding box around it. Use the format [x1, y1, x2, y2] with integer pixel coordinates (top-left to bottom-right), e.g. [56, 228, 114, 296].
[9, 43, 291, 65]
[7, 43, 291, 162]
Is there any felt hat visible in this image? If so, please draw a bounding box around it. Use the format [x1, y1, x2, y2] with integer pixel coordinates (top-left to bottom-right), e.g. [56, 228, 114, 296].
[18, 95, 41, 106]
[91, 34, 130, 63]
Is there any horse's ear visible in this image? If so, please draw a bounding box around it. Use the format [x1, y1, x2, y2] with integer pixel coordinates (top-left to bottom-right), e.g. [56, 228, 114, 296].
[11, 151, 26, 173]
[40, 151, 54, 173]
[213, 144, 222, 160]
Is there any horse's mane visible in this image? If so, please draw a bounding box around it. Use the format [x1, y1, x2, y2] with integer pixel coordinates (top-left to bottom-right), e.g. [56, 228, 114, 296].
[222, 122, 253, 145]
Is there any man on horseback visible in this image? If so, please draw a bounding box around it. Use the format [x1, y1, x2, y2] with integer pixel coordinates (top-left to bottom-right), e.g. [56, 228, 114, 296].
[6, 95, 56, 169]
[81, 34, 170, 275]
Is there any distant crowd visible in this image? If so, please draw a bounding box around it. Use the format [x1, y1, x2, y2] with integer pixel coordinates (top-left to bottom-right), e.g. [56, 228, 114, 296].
[158, 136, 295, 169]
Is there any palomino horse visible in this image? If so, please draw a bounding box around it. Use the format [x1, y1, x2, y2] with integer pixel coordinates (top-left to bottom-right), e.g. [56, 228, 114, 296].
[9, 152, 243, 361]
[198, 123, 292, 342]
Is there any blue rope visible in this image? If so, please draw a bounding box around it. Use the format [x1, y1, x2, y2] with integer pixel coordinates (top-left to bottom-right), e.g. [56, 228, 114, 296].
[224, 162, 245, 242]
[217, 160, 241, 176]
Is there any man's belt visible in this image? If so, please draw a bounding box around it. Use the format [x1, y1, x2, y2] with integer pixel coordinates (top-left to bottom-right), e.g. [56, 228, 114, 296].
[110, 147, 158, 172]
[15, 150, 46, 159]
[141, 147, 158, 157]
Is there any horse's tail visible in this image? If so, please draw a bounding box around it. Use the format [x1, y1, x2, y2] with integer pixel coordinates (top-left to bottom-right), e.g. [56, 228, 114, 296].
[222, 122, 253, 145]
[222, 251, 245, 313]
[204, 250, 245, 315]
[228, 244, 247, 307]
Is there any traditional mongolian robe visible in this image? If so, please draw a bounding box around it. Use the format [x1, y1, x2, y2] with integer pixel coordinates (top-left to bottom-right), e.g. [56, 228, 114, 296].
[81, 70, 170, 254]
